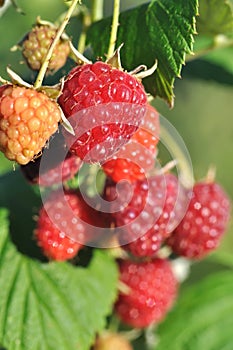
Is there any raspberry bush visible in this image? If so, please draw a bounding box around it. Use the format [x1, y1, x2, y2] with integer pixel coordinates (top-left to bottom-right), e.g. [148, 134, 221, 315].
[0, 1, 232, 350]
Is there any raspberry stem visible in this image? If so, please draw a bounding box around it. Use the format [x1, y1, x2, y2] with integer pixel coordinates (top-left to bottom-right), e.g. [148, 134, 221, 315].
[205, 165, 216, 183]
[160, 120, 194, 189]
[10, 0, 24, 14]
[145, 324, 159, 349]
[77, 7, 91, 53]
[118, 280, 131, 295]
[120, 329, 142, 342]
[91, 0, 104, 22]
[107, 0, 121, 59]
[34, 0, 81, 89]
[108, 315, 121, 333]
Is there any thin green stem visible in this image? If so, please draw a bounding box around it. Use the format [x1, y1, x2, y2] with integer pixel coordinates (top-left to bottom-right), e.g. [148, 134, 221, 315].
[120, 329, 142, 341]
[78, 9, 91, 53]
[108, 314, 121, 333]
[91, 0, 104, 22]
[160, 123, 194, 189]
[107, 0, 120, 59]
[34, 0, 81, 89]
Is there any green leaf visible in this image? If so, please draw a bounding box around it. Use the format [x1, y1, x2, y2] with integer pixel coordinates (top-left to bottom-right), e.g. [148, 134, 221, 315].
[156, 271, 233, 349]
[197, 0, 233, 36]
[0, 209, 118, 350]
[87, 0, 198, 106]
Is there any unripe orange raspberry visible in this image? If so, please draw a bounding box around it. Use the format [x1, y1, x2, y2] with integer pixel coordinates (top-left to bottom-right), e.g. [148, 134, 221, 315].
[22, 25, 70, 72]
[0, 84, 61, 165]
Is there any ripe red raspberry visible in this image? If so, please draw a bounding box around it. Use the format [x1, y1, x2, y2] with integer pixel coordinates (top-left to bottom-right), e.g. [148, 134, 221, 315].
[21, 131, 82, 186]
[22, 24, 70, 72]
[104, 173, 184, 257]
[94, 332, 133, 350]
[0, 84, 61, 165]
[167, 181, 231, 259]
[58, 61, 147, 163]
[102, 104, 159, 183]
[115, 259, 178, 328]
[35, 189, 100, 260]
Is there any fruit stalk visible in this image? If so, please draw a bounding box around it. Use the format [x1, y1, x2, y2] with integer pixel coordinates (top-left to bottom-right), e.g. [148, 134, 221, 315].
[107, 0, 121, 59]
[77, 7, 91, 53]
[91, 0, 104, 22]
[160, 123, 194, 188]
[34, 0, 81, 89]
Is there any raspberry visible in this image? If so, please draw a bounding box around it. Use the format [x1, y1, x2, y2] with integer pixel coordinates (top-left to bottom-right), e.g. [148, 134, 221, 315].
[102, 104, 159, 183]
[21, 151, 81, 186]
[115, 259, 178, 328]
[0, 84, 61, 165]
[58, 61, 147, 163]
[35, 189, 100, 260]
[22, 24, 70, 72]
[104, 173, 184, 257]
[93, 332, 133, 350]
[167, 181, 231, 259]
[21, 131, 82, 186]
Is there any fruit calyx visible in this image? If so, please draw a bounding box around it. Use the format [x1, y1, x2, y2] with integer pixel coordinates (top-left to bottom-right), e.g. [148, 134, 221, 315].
[105, 44, 158, 80]
[70, 42, 158, 82]
[0, 66, 63, 100]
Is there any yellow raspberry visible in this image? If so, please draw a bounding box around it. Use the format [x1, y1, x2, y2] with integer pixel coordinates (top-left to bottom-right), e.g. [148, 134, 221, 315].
[22, 25, 70, 72]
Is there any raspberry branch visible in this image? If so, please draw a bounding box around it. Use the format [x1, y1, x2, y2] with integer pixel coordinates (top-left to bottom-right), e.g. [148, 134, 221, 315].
[91, 0, 104, 22]
[34, 0, 81, 89]
[107, 0, 121, 59]
[160, 123, 194, 188]
[77, 7, 91, 53]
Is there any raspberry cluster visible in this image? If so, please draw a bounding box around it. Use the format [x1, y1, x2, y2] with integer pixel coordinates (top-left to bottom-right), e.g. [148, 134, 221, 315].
[0, 55, 231, 335]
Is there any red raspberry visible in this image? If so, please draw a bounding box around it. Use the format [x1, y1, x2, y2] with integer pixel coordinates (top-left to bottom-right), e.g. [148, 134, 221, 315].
[94, 332, 133, 350]
[58, 61, 147, 163]
[21, 131, 82, 186]
[102, 104, 159, 183]
[167, 181, 231, 259]
[35, 189, 100, 260]
[0, 84, 61, 165]
[104, 173, 184, 257]
[21, 151, 81, 186]
[115, 259, 178, 328]
[22, 24, 70, 72]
